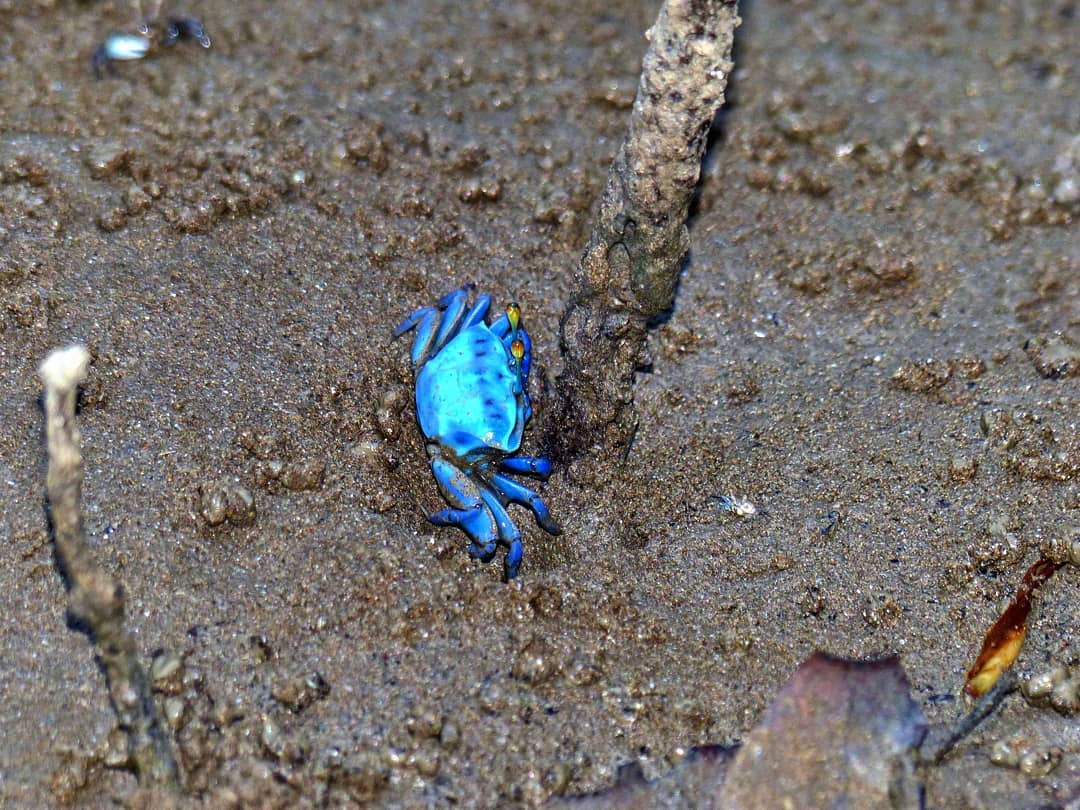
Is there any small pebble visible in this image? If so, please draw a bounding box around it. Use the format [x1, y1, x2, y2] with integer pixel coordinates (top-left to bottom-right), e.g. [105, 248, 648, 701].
[408, 742, 441, 777]
[376, 386, 407, 440]
[372, 491, 396, 513]
[237, 429, 285, 459]
[84, 144, 131, 178]
[457, 178, 502, 203]
[564, 655, 603, 687]
[103, 727, 130, 768]
[947, 455, 977, 483]
[96, 207, 128, 232]
[405, 707, 442, 739]
[1019, 747, 1062, 777]
[891, 359, 951, 393]
[149, 650, 185, 695]
[164, 696, 186, 729]
[279, 459, 326, 491]
[513, 638, 559, 685]
[1025, 333, 1079, 379]
[439, 720, 460, 749]
[272, 670, 331, 713]
[1040, 528, 1080, 566]
[198, 481, 256, 527]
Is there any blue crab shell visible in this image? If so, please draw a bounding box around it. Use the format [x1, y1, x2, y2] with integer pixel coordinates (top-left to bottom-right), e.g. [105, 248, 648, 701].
[394, 287, 558, 580]
[415, 322, 526, 465]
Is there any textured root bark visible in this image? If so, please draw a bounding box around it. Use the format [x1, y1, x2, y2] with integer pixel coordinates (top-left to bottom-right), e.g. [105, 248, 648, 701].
[40, 346, 180, 790]
[554, 0, 740, 460]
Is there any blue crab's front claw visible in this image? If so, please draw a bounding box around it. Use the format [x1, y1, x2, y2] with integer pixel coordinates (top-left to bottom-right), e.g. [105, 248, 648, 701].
[492, 473, 560, 536]
[504, 538, 524, 581]
[429, 458, 499, 558]
[479, 489, 526, 581]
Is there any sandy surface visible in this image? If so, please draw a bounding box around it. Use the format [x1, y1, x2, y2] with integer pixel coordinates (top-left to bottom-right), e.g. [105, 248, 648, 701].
[1, 0, 1077, 806]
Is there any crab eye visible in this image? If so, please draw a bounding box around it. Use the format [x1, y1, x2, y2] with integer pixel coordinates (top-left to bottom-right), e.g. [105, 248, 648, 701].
[510, 339, 525, 362]
[506, 302, 521, 333]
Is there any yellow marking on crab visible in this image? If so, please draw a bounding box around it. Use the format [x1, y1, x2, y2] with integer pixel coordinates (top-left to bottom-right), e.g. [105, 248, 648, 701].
[506, 302, 521, 335]
[510, 338, 525, 362]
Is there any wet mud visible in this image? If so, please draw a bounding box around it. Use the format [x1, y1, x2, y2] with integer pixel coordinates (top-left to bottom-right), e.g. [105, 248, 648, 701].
[0, 0, 1077, 806]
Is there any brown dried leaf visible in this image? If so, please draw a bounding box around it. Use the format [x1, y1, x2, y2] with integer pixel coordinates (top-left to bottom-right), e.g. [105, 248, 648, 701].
[557, 654, 927, 809]
[717, 654, 925, 809]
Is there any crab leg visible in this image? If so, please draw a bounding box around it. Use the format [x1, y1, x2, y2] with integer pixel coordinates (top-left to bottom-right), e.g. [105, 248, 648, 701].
[499, 456, 552, 479]
[491, 473, 560, 535]
[433, 288, 470, 352]
[393, 307, 439, 366]
[460, 293, 492, 329]
[478, 488, 525, 580]
[428, 458, 499, 560]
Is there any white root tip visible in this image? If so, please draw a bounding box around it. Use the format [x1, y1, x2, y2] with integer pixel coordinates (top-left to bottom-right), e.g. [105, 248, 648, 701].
[39, 345, 91, 391]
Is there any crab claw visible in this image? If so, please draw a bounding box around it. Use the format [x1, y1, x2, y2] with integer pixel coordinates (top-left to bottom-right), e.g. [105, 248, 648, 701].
[479, 489, 525, 580]
[504, 538, 524, 581]
[492, 473, 560, 536]
[428, 458, 499, 558]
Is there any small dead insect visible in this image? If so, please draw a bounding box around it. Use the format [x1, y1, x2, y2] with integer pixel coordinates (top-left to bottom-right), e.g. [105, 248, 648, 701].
[93, 33, 153, 77]
[819, 509, 840, 537]
[161, 15, 211, 49]
[93, 2, 210, 77]
[712, 493, 758, 518]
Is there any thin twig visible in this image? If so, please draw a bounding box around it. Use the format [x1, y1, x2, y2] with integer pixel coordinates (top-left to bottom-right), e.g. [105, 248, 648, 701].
[39, 345, 179, 789]
[554, 0, 740, 459]
[919, 671, 1018, 766]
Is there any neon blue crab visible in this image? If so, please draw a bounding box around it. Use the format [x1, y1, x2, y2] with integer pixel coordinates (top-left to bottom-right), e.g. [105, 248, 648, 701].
[393, 287, 560, 580]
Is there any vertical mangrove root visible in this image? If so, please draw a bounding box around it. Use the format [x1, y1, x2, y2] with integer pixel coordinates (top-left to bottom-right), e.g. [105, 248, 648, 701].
[554, 0, 741, 460]
[39, 345, 180, 790]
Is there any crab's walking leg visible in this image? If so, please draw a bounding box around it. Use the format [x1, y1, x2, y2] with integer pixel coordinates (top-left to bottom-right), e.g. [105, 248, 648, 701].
[461, 293, 492, 329]
[428, 458, 499, 560]
[504, 539, 523, 581]
[393, 308, 439, 366]
[478, 489, 525, 580]
[499, 456, 552, 479]
[491, 473, 560, 535]
[433, 288, 469, 350]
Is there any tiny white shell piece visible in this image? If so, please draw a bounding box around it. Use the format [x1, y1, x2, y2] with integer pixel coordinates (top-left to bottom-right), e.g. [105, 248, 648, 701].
[104, 34, 151, 61]
[716, 494, 758, 518]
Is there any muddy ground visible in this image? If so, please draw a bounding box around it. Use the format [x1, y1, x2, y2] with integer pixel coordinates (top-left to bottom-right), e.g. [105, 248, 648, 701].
[0, 0, 1077, 807]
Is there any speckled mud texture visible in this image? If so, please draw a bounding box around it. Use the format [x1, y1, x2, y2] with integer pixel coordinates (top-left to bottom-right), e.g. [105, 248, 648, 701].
[0, 0, 1077, 807]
